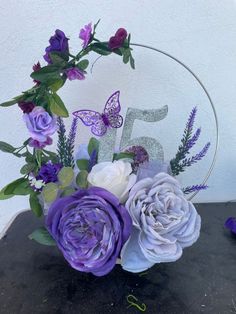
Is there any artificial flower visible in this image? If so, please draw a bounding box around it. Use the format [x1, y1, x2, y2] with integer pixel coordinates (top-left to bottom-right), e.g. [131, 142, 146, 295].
[44, 29, 69, 64]
[32, 61, 41, 85]
[24, 107, 57, 142]
[28, 136, 53, 149]
[87, 160, 136, 202]
[18, 101, 35, 114]
[65, 67, 85, 81]
[46, 187, 132, 276]
[30, 178, 45, 191]
[124, 145, 149, 171]
[121, 172, 201, 273]
[108, 28, 127, 50]
[79, 23, 92, 48]
[36, 161, 62, 184]
[225, 217, 236, 234]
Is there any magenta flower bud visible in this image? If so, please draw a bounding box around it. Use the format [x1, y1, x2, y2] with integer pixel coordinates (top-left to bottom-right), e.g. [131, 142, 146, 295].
[65, 67, 85, 81]
[108, 28, 128, 50]
[29, 136, 53, 149]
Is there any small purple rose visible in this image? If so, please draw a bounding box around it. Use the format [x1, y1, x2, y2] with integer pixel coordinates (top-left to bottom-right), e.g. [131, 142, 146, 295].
[44, 29, 69, 64]
[46, 187, 132, 276]
[29, 136, 53, 149]
[225, 217, 236, 234]
[108, 28, 127, 50]
[79, 23, 92, 48]
[65, 67, 85, 81]
[24, 107, 57, 142]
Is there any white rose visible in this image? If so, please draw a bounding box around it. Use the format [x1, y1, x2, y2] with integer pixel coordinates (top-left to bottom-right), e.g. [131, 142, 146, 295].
[87, 160, 137, 203]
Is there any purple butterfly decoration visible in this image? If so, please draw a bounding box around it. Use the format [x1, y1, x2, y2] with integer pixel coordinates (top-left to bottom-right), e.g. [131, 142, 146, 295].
[73, 91, 123, 136]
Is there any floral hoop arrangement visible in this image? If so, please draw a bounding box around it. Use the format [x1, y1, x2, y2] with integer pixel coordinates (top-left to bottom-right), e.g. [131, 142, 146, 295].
[0, 21, 212, 276]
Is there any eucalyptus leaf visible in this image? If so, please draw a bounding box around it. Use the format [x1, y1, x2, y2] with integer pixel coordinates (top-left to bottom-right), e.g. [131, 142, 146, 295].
[113, 152, 135, 161]
[0, 141, 16, 153]
[49, 93, 69, 117]
[58, 167, 74, 188]
[76, 159, 89, 171]
[29, 227, 56, 246]
[88, 137, 99, 156]
[76, 170, 88, 188]
[42, 182, 59, 203]
[61, 187, 76, 197]
[29, 193, 43, 217]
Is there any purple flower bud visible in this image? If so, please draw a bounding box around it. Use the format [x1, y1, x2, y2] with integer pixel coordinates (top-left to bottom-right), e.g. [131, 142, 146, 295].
[65, 67, 85, 81]
[29, 136, 53, 149]
[225, 217, 236, 234]
[79, 23, 92, 48]
[32, 62, 41, 85]
[44, 29, 69, 64]
[108, 28, 127, 50]
[18, 101, 35, 114]
[125, 145, 149, 171]
[36, 161, 62, 184]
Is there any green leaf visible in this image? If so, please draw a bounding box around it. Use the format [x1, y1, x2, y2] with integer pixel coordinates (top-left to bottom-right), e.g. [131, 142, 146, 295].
[58, 167, 74, 188]
[113, 152, 135, 161]
[76, 159, 89, 171]
[42, 182, 59, 203]
[130, 54, 135, 69]
[30, 65, 61, 83]
[0, 186, 14, 200]
[49, 78, 65, 92]
[88, 137, 99, 156]
[29, 193, 43, 217]
[91, 43, 112, 56]
[49, 93, 69, 117]
[4, 178, 31, 196]
[123, 48, 130, 64]
[29, 227, 56, 246]
[20, 163, 35, 175]
[0, 99, 17, 107]
[77, 59, 89, 70]
[76, 170, 88, 188]
[0, 141, 16, 153]
[49, 52, 68, 66]
[61, 187, 76, 197]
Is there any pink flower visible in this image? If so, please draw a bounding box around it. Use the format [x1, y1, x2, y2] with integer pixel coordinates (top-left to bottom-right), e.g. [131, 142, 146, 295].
[79, 23, 92, 48]
[65, 67, 85, 81]
[108, 28, 127, 50]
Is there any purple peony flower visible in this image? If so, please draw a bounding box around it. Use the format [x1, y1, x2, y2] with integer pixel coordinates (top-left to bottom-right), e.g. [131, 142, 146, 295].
[108, 28, 127, 50]
[36, 161, 62, 184]
[18, 101, 35, 114]
[79, 23, 92, 48]
[24, 107, 57, 142]
[29, 136, 53, 149]
[121, 172, 201, 273]
[65, 67, 85, 81]
[46, 187, 132, 276]
[225, 217, 236, 234]
[44, 29, 69, 64]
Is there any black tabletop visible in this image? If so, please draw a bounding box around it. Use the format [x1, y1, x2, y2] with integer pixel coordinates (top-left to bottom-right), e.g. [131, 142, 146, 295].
[0, 203, 236, 314]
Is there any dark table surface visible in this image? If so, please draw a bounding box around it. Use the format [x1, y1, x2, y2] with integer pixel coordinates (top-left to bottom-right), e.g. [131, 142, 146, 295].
[0, 203, 236, 314]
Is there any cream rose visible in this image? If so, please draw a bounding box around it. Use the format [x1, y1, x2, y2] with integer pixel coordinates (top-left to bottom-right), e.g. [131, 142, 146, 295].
[87, 160, 136, 203]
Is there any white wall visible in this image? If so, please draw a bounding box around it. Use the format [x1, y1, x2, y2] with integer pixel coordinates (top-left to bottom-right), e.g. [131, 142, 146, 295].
[0, 0, 236, 230]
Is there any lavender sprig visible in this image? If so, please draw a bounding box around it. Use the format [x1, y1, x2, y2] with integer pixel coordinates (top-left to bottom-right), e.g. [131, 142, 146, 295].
[57, 117, 67, 166]
[179, 142, 210, 169]
[183, 184, 208, 194]
[170, 107, 198, 175]
[66, 117, 78, 168]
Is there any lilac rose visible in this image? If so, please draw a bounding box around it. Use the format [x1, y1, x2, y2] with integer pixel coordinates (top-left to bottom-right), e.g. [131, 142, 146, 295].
[65, 67, 85, 81]
[23, 107, 57, 142]
[46, 187, 132, 276]
[121, 172, 201, 273]
[44, 29, 69, 64]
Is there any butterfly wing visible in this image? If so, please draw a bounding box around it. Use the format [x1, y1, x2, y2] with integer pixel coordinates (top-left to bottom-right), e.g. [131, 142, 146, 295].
[104, 91, 121, 115]
[73, 110, 101, 126]
[73, 110, 107, 136]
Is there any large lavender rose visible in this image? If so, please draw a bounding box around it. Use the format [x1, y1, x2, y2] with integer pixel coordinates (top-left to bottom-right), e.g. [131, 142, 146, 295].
[46, 187, 132, 276]
[44, 29, 69, 64]
[121, 172, 201, 273]
[23, 107, 57, 142]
